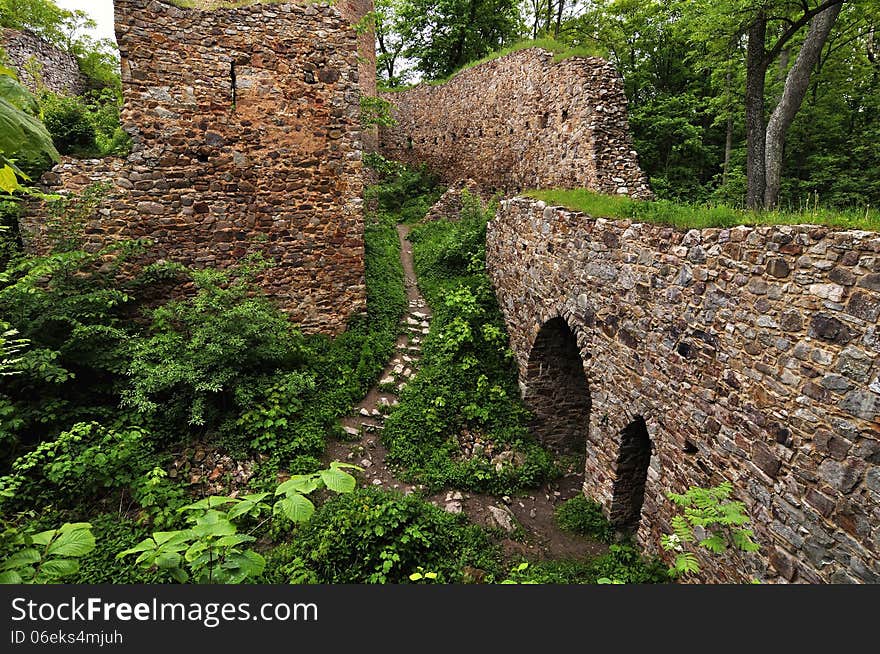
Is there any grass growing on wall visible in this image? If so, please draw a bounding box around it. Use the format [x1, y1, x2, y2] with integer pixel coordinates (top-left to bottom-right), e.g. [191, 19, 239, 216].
[526, 188, 880, 231]
[383, 39, 607, 92]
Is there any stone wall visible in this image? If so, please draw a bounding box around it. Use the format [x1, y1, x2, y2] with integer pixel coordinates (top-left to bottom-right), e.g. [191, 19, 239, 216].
[1, 28, 86, 95]
[23, 0, 369, 335]
[487, 197, 880, 583]
[379, 48, 650, 198]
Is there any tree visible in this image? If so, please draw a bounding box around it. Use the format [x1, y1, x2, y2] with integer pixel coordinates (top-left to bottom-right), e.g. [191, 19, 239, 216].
[395, 0, 523, 79]
[375, 0, 410, 86]
[683, 0, 848, 209]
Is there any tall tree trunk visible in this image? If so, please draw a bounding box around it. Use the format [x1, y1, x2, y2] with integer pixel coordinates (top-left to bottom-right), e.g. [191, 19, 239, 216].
[555, 0, 565, 37]
[723, 115, 733, 187]
[745, 13, 769, 209]
[722, 70, 733, 187]
[763, 3, 843, 208]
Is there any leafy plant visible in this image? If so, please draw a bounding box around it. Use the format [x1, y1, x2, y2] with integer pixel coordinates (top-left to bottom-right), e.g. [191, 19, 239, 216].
[40, 92, 97, 155]
[122, 259, 309, 429]
[555, 495, 614, 543]
[660, 482, 760, 578]
[286, 487, 500, 583]
[381, 189, 557, 494]
[0, 521, 95, 583]
[118, 464, 359, 584]
[360, 95, 397, 128]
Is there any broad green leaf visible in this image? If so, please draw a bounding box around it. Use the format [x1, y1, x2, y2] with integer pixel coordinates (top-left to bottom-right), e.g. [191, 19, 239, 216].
[320, 467, 357, 494]
[38, 558, 79, 578]
[276, 475, 319, 496]
[155, 552, 182, 569]
[1, 548, 40, 570]
[0, 164, 19, 193]
[274, 493, 315, 523]
[0, 570, 23, 584]
[169, 567, 188, 583]
[46, 525, 95, 557]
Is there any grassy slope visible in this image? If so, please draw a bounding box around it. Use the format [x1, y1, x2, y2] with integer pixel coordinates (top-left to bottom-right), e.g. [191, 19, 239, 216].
[527, 188, 880, 231]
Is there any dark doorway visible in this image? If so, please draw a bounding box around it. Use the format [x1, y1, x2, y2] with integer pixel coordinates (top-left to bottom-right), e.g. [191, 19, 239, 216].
[609, 417, 652, 534]
[523, 317, 590, 459]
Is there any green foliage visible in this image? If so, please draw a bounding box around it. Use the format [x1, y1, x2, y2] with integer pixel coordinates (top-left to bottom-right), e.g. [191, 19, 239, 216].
[40, 92, 96, 155]
[40, 90, 129, 158]
[383, 0, 523, 81]
[526, 188, 880, 231]
[284, 488, 500, 583]
[365, 161, 442, 223]
[502, 545, 668, 584]
[382, 190, 557, 494]
[0, 520, 95, 583]
[118, 502, 268, 584]
[0, 422, 151, 508]
[0, 73, 59, 177]
[71, 513, 161, 583]
[0, 232, 160, 460]
[360, 95, 397, 128]
[660, 481, 760, 579]
[555, 495, 614, 543]
[123, 259, 309, 430]
[118, 464, 358, 584]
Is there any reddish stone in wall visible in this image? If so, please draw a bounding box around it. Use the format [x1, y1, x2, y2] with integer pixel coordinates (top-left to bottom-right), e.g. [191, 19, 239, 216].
[22, 0, 372, 335]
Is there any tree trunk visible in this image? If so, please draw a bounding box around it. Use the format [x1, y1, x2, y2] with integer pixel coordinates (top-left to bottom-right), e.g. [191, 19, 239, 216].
[555, 0, 565, 37]
[745, 13, 769, 209]
[722, 70, 733, 187]
[763, 3, 843, 208]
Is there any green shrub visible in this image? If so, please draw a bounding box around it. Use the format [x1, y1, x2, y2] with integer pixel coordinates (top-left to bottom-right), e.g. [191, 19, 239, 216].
[555, 495, 614, 543]
[285, 488, 500, 583]
[588, 544, 669, 584]
[123, 259, 309, 431]
[0, 422, 150, 502]
[71, 513, 161, 584]
[0, 235, 160, 460]
[40, 93, 97, 156]
[502, 545, 668, 584]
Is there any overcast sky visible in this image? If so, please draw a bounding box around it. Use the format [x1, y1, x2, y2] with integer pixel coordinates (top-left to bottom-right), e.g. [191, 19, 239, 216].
[55, 0, 116, 42]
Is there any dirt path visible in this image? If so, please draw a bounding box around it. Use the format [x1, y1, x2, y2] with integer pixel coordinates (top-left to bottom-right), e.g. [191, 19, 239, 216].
[326, 224, 605, 563]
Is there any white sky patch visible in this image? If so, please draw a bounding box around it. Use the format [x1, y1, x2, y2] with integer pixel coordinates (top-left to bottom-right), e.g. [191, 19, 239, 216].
[54, 0, 117, 43]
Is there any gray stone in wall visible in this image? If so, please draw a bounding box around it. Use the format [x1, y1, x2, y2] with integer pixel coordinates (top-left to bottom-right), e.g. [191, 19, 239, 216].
[1, 28, 86, 95]
[487, 196, 880, 584]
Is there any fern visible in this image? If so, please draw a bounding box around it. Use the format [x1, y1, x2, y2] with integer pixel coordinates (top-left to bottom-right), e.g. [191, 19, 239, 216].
[662, 482, 760, 580]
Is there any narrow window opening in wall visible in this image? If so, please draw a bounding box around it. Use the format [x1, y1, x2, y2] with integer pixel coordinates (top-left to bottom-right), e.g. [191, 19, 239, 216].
[478, 128, 483, 137]
[561, 109, 569, 121]
[434, 137, 438, 145]
[609, 417, 652, 535]
[230, 61, 237, 110]
[683, 439, 698, 454]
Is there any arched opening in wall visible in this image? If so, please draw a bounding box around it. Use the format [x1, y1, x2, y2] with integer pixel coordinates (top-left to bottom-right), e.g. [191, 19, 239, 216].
[523, 317, 591, 463]
[609, 417, 652, 535]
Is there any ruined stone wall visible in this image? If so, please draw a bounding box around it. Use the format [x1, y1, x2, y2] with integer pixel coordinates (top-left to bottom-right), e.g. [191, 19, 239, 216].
[335, 0, 377, 150]
[1, 28, 86, 95]
[23, 0, 367, 334]
[488, 197, 880, 583]
[379, 48, 650, 198]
